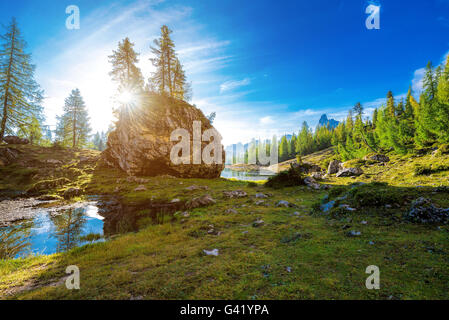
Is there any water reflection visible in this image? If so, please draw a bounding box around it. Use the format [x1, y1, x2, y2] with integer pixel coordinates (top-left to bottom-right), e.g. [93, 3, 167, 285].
[0, 204, 105, 258]
[221, 168, 275, 181]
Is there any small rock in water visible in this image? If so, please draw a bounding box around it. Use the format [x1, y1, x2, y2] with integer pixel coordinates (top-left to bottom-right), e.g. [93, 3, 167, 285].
[203, 249, 219, 256]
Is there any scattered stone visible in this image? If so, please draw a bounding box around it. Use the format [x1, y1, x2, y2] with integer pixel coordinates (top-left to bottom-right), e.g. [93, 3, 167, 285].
[134, 185, 147, 192]
[223, 190, 248, 198]
[336, 167, 364, 178]
[45, 159, 63, 165]
[186, 185, 209, 191]
[304, 176, 321, 190]
[321, 200, 336, 213]
[311, 172, 324, 180]
[225, 208, 238, 214]
[276, 200, 295, 208]
[369, 241, 375, 245]
[361, 220, 368, 225]
[347, 230, 362, 237]
[3, 136, 29, 145]
[403, 197, 449, 224]
[286, 267, 292, 273]
[255, 193, 268, 199]
[327, 160, 342, 175]
[181, 211, 190, 217]
[203, 249, 219, 256]
[242, 231, 249, 234]
[170, 198, 181, 203]
[339, 204, 356, 211]
[187, 195, 216, 209]
[364, 154, 390, 163]
[293, 212, 301, 217]
[252, 219, 264, 227]
[255, 200, 265, 206]
[63, 188, 82, 199]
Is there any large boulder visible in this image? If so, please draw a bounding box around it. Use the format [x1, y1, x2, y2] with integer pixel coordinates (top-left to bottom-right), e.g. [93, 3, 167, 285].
[3, 136, 29, 145]
[102, 94, 225, 178]
[336, 167, 364, 177]
[327, 160, 342, 175]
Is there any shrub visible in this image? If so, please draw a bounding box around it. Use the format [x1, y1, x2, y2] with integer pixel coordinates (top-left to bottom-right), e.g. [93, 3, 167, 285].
[265, 165, 305, 189]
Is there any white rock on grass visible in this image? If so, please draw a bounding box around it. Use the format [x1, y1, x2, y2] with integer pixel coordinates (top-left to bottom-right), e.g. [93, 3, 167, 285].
[203, 249, 219, 256]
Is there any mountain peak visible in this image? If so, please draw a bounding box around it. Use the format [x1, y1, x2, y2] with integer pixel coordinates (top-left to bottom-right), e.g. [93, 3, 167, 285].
[318, 114, 339, 129]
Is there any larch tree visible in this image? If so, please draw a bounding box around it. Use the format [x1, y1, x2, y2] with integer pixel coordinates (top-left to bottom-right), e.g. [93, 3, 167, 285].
[56, 89, 91, 148]
[436, 56, 449, 142]
[0, 18, 43, 141]
[108, 37, 144, 94]
[149, 25, 191, 101]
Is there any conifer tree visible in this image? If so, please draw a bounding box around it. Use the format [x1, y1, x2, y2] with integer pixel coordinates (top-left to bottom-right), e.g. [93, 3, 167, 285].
[436, 56, 449, 142]
[149, 25, 191, 101]
[0, 18, 43, 140]
[56, 89, 91, 148]
[108, 38, 144, 94]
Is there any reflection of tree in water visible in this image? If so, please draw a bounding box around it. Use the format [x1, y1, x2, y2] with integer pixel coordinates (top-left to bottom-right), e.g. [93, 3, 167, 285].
[0, 223, 32, 259]
[51, 208, 87, 253]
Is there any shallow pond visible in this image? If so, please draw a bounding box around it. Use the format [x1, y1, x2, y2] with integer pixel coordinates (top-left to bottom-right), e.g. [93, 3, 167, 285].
[0, 197, 182, 259]
[1, 203, 105, 258]
[220, 168, 275, 181]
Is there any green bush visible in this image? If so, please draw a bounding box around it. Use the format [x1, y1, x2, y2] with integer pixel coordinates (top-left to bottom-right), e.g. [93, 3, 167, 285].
[265, 165, 305, 189]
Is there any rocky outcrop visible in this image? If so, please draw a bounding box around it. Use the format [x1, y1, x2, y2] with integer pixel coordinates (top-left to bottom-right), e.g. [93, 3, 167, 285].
[404, 197, 449, 224]
[336, 167, 364, 177]
[3, 136, 29, 145]
[102, 94, 225, 178]
[327, 160, 342, 175]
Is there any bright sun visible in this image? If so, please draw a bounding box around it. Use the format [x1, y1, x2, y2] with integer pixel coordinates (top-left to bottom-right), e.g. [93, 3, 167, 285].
[117, 91, 135, 105]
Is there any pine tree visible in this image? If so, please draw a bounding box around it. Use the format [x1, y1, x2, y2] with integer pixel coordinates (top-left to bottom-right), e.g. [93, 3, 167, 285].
[0, 18, 43, 141]
[279, 136, 289, 162]
[56, 89, 91, 148]
[108, 37, 144, 94]
[17, 116, 42, 145]
[415, 62, 438, 146]
[149, 25, 191, 101]
[436, 56, 449, 142]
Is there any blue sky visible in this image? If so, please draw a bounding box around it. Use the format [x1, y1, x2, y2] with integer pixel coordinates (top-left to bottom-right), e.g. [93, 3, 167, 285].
[1, 0, 448, 145]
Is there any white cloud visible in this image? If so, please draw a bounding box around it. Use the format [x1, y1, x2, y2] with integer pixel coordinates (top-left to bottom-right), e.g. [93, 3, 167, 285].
[260, 116, 274, 125]
[219, 78, 251, 93]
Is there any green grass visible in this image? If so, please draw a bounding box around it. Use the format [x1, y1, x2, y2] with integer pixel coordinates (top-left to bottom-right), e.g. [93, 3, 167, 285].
[0, 145, 448, 299]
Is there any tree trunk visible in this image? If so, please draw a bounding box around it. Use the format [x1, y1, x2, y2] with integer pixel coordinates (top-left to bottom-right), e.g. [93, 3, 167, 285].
[0, 24, 16, 141]
[72, 104, 77, 148]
